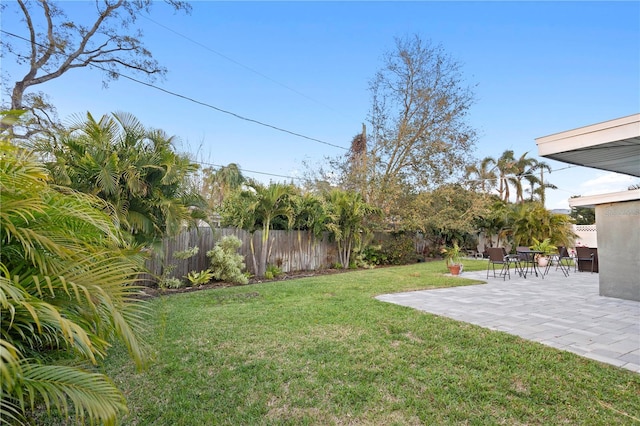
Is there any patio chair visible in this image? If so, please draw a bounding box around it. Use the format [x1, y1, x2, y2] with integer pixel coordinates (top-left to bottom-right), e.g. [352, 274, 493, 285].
[553, 246, 572, 276]
[575, 246, 595, 273]
[486, 247, 514, 280]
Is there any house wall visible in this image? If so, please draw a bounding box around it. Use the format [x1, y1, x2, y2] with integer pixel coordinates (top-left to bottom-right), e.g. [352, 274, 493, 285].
[596, 200, 640, 301]
[573, 224, 597, 248]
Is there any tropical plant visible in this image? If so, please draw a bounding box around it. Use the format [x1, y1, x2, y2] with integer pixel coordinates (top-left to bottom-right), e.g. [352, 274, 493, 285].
[465, 156, 497, 194]
[30, 111, 207, 246]
[441, 243, 463, 266]
[506, 202, 577, 248]
[220, 182, 296, 277]
[529, 237, 557, 256]
[201, 163, 247, 211]
[186, 269, 214, 286]
[206, 235, 248, 285]
[264, 264, 283, 280]
[495, 150, 517, 203]
[324, 189, 381, 269]
[0, 138, 147, 424]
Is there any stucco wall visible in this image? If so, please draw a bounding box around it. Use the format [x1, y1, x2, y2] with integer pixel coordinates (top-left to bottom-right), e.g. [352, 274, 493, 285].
[596, 200, 640, 301]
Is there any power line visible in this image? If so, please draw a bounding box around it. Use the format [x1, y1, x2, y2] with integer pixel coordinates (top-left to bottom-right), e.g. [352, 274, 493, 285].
[0, 29, 349, 152]
[139, 14, 337, 112]
[195, 159, 305, 181]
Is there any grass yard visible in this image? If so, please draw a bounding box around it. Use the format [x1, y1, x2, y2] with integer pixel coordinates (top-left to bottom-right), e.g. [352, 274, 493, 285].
[101, 260, 639, 425]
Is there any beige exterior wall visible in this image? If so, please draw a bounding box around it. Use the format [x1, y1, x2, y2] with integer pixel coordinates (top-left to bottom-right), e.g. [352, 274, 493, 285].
[595, 200, 640, 301]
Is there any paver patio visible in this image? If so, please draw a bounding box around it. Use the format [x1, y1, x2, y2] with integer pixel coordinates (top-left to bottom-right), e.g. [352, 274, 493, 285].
[376, 267, 640, 373]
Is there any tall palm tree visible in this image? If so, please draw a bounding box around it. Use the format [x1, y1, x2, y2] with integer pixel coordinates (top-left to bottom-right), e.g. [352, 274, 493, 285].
[508, 152, 537, 204]
[1, 140, 147, 424]
[495, 150, 516, 203]
[465, 156, 497, 193]
[526, 160, 556, 205]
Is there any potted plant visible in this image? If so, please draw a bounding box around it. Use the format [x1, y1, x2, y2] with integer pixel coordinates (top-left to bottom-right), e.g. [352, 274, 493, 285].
[529, 238, 557, 267]
[441, 243, 463, 276]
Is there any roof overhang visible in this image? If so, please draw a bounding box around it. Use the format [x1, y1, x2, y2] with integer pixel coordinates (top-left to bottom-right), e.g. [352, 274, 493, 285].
[569, 189, 640, 208]
[535, 113, 640, 177]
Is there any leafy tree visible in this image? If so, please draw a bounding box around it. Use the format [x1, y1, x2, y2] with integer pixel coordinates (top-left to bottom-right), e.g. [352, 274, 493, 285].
[324, 189, 381, 269]
[1, 0, 191, 134]
[327, 35, 476, 225]
[569, 199, 596, 225]
[30, 111, 207, 246]
[0, 139, 147, 424]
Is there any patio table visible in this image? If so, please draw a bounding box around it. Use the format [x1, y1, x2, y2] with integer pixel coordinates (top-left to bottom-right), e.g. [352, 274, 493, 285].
[516, 249, 544, 279]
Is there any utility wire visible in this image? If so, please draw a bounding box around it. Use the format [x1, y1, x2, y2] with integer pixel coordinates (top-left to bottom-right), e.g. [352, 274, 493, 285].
[0, 29, 349, 151]
[139, 14, 337, 112]
[195, 159, 305, 181]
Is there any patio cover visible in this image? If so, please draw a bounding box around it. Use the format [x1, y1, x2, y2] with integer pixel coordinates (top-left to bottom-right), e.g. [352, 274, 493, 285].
[535, 113, 640, 178]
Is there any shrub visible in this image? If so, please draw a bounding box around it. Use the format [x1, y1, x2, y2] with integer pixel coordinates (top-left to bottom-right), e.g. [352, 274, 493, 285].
[264, 264, 282, 280]
[186, 269, 214, 286]
[363, 235, 417, 266]
[206, 235, 248, 285]
[0, 139, 147, 424]
[160, 277, 184, 289]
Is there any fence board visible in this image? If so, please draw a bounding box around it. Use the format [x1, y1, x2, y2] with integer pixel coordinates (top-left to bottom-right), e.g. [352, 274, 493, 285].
[141, 227, 428, 285]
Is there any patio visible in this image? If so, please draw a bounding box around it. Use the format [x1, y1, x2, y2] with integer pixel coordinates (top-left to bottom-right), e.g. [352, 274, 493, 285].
[377, 268, 640, 373]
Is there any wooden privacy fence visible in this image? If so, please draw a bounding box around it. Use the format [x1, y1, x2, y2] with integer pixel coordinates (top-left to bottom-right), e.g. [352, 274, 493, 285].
[140, 227, 432, 285]
[141, 227, 340, 284]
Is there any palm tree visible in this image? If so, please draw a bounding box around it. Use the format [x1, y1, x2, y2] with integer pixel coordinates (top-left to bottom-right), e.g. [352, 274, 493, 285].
[31, 111, 207, 245]
[526, 160, 556, 205]
[220, 182, 296, 277]
[203, 163, 246, 210]
[508, 152, 538, 204]
[1, 140, 147, 424]
[495, 150, 516, 203]
[291, 192, 333, 270]
[506, 202, 577, 248]
[465, 156, 497, 193]
[324, 189, 380, 269]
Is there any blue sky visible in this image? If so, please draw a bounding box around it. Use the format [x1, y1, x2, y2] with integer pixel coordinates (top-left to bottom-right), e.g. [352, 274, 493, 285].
[2, 1, 639, 210]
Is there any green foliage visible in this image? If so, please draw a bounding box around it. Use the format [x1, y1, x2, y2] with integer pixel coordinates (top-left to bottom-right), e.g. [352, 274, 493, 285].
[206, 236, 248, 285]
[186, 269, 214, 286]
[441, 243, 463, 266]
[0, 139, 147, 424]
[29, 111, 207, 246]
[221, 182, 297, 277]
[160, 277, 184, 289]
[174, 246, 199, 260]
[363, 235, 417, 266]
[529, 238, 557, 256]
[507, 202, 576, 248]
[569, 203, 596, 225]
[324, 189, 381, 269]
[264, 264, 283, 280]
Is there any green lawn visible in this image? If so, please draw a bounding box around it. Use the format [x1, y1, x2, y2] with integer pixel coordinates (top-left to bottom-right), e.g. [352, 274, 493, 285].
[101, 260, 639, 425]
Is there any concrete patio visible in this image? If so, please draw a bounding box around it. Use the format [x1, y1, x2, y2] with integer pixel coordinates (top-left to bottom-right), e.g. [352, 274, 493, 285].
[376, 267, 640, 373]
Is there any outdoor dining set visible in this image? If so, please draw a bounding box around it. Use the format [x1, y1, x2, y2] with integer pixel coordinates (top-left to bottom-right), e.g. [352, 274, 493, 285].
[485, 246, 598, 280]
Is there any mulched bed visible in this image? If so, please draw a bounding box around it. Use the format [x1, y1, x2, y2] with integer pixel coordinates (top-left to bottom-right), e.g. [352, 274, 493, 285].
[136, 267, 355, 299]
